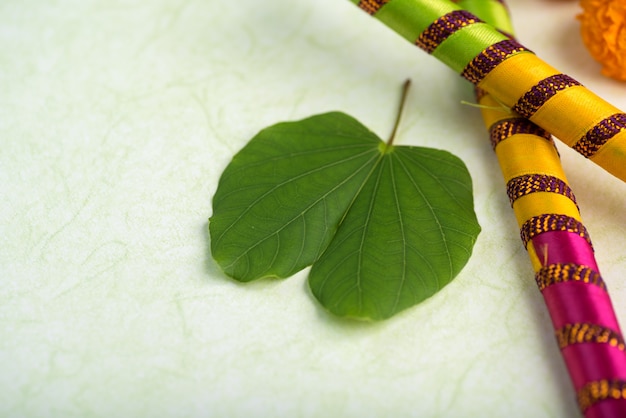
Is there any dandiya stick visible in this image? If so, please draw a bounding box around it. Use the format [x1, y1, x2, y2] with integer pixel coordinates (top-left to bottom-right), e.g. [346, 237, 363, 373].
[455, 1, 626, 417]
[348, 0, 626, 416]
[349, 0, 626, 183]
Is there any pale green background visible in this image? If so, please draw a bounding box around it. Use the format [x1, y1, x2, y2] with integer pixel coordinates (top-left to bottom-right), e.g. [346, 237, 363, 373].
[1, 0, 625, 417]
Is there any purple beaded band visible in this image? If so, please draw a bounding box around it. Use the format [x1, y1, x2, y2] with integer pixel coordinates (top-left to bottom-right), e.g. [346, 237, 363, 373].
[357, 0, 390, 15]
[416, 10, 482, 53]
[556, 323, 625, 350]
[520, 213, 591, 249]
[574, 113, 626, 158]
[577, 380, 626, 413]
[489, 117, 552, 149]
[513, 74, 581, 119]
[507, 174, 577, 207]
[535, 263, 606, 292]
[462, 39, 530, 84]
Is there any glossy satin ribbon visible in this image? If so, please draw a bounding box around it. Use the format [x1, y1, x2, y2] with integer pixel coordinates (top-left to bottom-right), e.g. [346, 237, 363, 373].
[459, 0, 626, 418]
[477, 90, 626, 417]
[459, 1, 626, 416]
[350, 0, 626, 416]
[349, 0, 626, 183]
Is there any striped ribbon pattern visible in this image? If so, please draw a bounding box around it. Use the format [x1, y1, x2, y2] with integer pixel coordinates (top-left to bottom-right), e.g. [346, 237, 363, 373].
[475, 90, 626, 417]
[349, 0, 626, 183]
[350, 0, 626, 416]
[458, 1, 626, 417]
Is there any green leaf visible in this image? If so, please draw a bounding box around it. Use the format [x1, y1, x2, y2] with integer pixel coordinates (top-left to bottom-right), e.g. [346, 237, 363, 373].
[309, 144, 480, 320]
[210, 112, 381, 281]
[209, 112, 480, 320]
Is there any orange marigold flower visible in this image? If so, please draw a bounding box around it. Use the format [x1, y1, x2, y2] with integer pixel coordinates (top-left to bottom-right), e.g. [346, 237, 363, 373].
[578, 0, 626, 81]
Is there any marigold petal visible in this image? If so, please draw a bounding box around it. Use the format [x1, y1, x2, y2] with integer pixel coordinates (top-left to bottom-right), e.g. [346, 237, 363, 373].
[579, 0, 626, 81]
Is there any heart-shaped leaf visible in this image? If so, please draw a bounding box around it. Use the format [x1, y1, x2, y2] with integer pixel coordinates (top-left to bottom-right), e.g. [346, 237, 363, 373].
[210, 99, 480, 320]
[309, 139, 480, 319]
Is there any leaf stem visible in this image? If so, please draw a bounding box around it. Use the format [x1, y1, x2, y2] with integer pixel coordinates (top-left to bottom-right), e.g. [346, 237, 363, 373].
[386, 79, 411, 147]
[459, 99, 511, 114]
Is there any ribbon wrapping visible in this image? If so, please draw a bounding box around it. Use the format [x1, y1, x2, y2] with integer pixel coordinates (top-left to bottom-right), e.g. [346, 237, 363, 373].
[350, 0, 626, 416]
[350, 0, 626, 184]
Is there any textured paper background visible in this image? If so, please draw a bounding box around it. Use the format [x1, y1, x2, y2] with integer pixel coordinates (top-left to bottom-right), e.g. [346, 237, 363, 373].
[1, 0, 625, 417]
